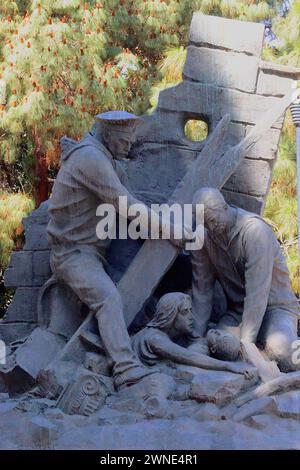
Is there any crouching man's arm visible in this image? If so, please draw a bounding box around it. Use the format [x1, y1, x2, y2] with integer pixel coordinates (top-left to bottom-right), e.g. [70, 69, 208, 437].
[240, 220, 275, 344]
[191, 245, 216, 336]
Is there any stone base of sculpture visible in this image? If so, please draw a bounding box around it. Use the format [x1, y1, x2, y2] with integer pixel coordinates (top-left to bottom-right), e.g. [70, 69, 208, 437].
[1, 355, 300, 449]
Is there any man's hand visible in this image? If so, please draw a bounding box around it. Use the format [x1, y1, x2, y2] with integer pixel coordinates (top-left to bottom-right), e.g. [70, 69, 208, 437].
[240, 338, 281, 382]
[168, 222, 194, 249]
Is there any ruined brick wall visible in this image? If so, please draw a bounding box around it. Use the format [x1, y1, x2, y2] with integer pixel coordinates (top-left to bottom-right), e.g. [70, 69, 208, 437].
[126, 13, 300, 214]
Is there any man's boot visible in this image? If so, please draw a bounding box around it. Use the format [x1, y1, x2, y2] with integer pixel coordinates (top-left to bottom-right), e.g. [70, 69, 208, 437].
[95, 310, 157, 390]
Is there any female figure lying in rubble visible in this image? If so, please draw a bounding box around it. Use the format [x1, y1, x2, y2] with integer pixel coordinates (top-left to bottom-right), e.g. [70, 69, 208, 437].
[131, 292, 254, 378]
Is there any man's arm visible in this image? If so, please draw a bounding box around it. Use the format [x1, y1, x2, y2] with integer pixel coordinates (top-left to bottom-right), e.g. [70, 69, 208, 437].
[115, 160, 136, 196]
[191, 244, 216, 336]
[74, 147, 192, 240]
[75, 147, 141, 210]
[240, 220, 275, 343]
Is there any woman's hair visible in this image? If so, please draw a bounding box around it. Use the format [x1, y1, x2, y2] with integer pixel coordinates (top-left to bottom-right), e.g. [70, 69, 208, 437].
[147, 292, 191, 331]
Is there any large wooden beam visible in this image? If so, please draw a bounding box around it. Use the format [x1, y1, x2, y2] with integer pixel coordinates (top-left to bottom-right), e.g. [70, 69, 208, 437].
[119, 114, 231, 327]
[235, 371, 300, 408]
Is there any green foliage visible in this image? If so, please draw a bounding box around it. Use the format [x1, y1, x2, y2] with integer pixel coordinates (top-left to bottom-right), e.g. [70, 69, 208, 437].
[195, 0, 274, 21]
[263, 1, 300, 294]
[185, 120, 209, 141]
[0, 190, 34, 316]
[263, 0, 300, 66]
[0, 0, 274, 174]
[0, 0, 179, 172]
[265, 117, 299, 294]
[0, 191, 34, 270]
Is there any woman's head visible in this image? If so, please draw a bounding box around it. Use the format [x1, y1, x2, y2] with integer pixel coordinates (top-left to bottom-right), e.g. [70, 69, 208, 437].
[148, 292, 194, 336]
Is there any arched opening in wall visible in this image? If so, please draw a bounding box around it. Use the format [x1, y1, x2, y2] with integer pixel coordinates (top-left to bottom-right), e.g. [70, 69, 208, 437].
[184, 119, 208, 142]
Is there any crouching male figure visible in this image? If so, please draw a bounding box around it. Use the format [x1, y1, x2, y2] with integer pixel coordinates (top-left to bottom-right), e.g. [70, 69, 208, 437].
[191, 187, 300, 372]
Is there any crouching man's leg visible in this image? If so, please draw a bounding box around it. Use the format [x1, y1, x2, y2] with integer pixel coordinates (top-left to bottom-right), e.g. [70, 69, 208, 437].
[258, 309, 300, 372]
[50, 248, 155, 389]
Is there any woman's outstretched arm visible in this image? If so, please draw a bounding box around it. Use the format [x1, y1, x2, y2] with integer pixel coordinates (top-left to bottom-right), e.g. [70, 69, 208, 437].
[150, 333, 252, 377]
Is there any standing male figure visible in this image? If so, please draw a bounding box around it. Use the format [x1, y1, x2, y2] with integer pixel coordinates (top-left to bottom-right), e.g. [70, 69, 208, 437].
[47, 111, 188, 389]
[191, 187, 299, 372]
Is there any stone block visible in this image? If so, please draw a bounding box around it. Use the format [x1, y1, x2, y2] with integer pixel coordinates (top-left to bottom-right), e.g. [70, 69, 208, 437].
[246, 413, 273, 430]
[0, 401, 18, 413]
[133, 110, 205, 150]
[97, 407, 144, 425]
[23, 225, 49, 251]
[189, 369, 245, 405]
[222, 189, 264, 215]
[271, 116, 285, 130]
[4, 287, 40, 322]
[232, 396, 276, 422]
[0, 322, 37, 345]
[126, 142, 198, 204]
[0, 328, 65, 396]
[190, 13, 265, 56]
[257, 70, 294, 97]
[117, 372, 175, 401]
[223, 158, 271, 197]
[16, 397, 54, 413]
[220, 122, 279, 161]
[37, 360, 78, 398]
[0, 392, 9, 402]
[274, 391, 300, 419]
[225, 122, 246, 148]
[245, 126, 281, 161]
[195, 402, 222, 422]
[26, 416, 59, 449]
[15, 327, 65, 379]
[33, 251, 51, 284]
[44, 408, 65, 420]
[0, 363, 35, 396]
[158, 81, 280, 126]
[4, 250, 51, 288]
[22, 201, 50, 250]
[171, 383, 190, 401]
[143, 396, 169, 419]
[4, 251, 33, 288]
[184, 46, 259, 93]
[175, 365, 203, 383]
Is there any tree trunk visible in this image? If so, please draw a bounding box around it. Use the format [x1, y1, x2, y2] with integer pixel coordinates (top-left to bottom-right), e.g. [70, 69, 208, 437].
[33, 130, 49, 207]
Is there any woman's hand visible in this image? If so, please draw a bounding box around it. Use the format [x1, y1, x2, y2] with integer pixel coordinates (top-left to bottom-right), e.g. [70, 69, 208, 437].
[228, 362, 256, 380]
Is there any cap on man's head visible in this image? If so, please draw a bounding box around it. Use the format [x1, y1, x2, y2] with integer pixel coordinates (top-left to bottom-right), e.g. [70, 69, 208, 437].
[95, 110, 142, 131]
